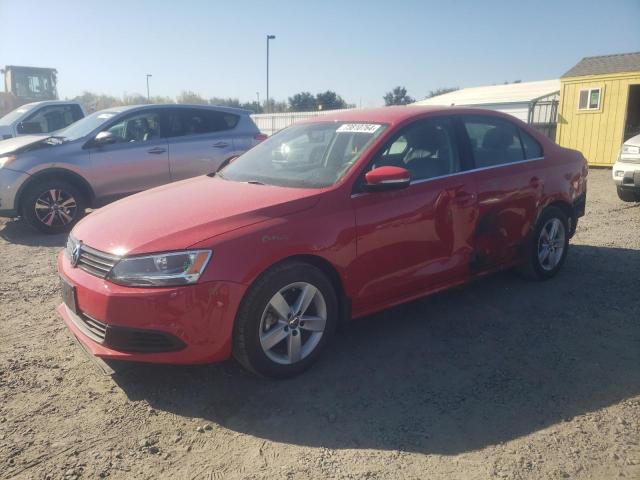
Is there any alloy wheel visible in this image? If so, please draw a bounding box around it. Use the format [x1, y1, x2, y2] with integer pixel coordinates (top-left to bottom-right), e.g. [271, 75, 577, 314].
[259, 282, 327, 365]
[537, 218, 565, 271]
[34, 189, 78, 227]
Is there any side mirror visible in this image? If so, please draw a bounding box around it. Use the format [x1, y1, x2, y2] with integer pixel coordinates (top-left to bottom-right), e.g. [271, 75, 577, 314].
[363, 166, 411, 192]
[94, 131, 117, 145]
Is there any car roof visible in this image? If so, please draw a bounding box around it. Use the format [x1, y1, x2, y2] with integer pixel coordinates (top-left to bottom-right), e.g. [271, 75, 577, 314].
[102, 104, 251, 115]
[18, 100, 80, 109]
[296, 105, 516, 127]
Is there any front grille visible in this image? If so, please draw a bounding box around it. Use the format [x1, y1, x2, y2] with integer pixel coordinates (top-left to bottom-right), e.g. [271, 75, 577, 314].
[75, 243, 119, 278]
[620, 157, 640, 164]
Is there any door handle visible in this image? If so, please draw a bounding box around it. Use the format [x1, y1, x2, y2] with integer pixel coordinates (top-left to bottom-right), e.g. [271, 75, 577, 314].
[147, 147, 166, 154]
[212, 141, 230, 148]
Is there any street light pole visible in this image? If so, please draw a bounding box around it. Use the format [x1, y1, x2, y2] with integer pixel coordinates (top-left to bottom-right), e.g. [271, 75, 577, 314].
[146, 74, 152, 102]
[266, 35, 275, 113]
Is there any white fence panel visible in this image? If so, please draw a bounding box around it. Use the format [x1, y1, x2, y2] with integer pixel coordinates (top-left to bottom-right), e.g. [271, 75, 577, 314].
[251, 108, 355, 136]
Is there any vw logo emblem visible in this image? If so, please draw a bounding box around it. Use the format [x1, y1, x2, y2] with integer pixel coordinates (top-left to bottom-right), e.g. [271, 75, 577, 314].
[70, 241, 82, 267]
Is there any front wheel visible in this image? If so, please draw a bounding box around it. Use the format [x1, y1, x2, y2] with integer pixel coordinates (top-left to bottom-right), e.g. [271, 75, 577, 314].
[21, 180, 87, 234]
[518, 206, 569, 280]
[233, 261, 338, 378]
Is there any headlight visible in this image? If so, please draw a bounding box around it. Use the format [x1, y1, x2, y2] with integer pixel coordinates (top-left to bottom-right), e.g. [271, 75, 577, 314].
[622, 145, 640, 155]
[0, 154, 17, 168]
[108, 250, 212, 287]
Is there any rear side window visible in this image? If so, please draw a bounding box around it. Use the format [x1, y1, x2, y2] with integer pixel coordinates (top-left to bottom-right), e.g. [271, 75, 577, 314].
[519, 129, 543, 159]
[463, 116, 525, 168]
[166, 109, 240, 137]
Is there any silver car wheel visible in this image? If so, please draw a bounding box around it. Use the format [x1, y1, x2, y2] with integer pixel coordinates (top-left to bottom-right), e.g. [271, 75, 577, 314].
[34, 189, 78, 227]
[259, 282, 327, 365]
[537, 218, 565, 271]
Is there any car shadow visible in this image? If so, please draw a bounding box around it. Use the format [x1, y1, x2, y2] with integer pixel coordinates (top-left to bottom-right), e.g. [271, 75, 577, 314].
[111, 244, 640, 454]
[0, 218, 67, 247]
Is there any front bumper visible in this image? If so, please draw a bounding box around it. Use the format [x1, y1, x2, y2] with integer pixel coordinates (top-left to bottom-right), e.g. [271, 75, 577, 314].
[612, 160, 640, 189]
[0, 167, 30, 216]
[57, 251, 247, 364]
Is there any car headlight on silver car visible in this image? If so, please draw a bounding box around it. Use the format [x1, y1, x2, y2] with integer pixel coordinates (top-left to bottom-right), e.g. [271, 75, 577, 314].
[108, 250, 212, 287]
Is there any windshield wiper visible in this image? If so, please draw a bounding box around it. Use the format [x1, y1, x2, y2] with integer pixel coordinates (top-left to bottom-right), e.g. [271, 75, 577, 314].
[44, 136, 67, 145]
[245, 180, 265, 185]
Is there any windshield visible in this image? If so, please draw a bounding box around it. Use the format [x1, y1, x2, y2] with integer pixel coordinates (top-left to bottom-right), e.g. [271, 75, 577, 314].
[55, 110, 120, 141]
[221, 122, 387, 188]
[0, 105, 35, 126]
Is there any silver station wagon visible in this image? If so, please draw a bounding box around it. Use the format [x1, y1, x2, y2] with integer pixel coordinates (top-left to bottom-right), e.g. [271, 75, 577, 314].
[0, 104, 264, 233]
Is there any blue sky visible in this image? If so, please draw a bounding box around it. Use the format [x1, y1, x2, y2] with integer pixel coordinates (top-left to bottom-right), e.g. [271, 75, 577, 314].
[1, 0, 639, 107]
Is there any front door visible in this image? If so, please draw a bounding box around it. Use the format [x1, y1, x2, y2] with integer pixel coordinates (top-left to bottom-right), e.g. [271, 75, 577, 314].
[350, 116, 477, 313]
[87, 109, 170, 201]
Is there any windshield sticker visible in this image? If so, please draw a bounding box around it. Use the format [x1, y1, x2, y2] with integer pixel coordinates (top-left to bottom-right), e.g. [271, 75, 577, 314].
[336, 123, 381, 134]
[97, 113, 116, 119]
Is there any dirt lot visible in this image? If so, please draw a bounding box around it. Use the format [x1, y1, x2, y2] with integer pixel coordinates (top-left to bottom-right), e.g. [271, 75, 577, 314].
[0, 168, 639, 480]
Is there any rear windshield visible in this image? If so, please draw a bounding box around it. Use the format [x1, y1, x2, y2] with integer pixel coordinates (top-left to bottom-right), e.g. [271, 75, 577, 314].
[221, 122, 387, 188]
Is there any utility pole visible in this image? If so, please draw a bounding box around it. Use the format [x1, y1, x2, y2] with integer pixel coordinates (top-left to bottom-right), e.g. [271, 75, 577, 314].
[146, 74, 152, 102]
[266, 35, 275, 113]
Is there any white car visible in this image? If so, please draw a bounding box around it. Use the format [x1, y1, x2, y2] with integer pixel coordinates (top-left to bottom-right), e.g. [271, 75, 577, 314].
[0, 101, 85, 140]
[612, 134, 640, 202]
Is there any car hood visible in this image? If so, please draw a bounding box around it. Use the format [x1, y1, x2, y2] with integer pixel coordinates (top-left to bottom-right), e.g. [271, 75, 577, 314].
[0, 134, 51, 155]
[73, 175, 323, 255]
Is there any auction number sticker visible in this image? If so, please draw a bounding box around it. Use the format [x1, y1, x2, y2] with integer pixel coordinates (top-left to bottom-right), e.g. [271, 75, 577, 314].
[97, 113, 116, 119]
[336, 123, 381, 134]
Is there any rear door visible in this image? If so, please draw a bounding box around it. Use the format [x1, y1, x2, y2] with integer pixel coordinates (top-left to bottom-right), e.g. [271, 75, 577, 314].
[351, 116, 478, 310]
[461, 115, 544, 269]
[165, 108, 241, 181]
[87, 109, 170, 201]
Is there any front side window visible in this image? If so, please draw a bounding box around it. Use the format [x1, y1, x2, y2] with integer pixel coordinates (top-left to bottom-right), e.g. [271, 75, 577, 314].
[371, 117, 461, 181]
[105, 111, 161, 143]
[221, 122, 387, 188]
[21, 105, 78, 134]
[463, 116, 526, 168]
[166, 109, 240, 137]
[578, 88, 601, 110]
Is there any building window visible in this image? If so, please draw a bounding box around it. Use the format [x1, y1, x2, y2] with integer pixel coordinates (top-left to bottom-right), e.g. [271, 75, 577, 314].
[578, 88, 602, 111]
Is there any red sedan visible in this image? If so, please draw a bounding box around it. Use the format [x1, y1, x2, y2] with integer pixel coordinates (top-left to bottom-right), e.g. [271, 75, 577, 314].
[57, 106, 587, 377]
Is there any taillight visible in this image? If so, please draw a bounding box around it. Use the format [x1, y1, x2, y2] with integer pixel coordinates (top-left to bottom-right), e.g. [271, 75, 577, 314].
[254, 133, 268, 142]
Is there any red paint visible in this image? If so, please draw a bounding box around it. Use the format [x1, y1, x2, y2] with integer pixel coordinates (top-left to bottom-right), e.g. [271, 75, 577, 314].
[57, 106, 587, 364]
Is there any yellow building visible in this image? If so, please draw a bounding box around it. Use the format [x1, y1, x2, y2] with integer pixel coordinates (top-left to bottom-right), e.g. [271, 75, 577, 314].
[556, 52, 640, 166]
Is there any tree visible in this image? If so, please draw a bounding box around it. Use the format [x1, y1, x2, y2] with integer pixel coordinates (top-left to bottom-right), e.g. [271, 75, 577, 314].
[176, 91, 208, 104]
[72, 91, 123, 113]
[288, 92, 317, 112]
[122, 93, 149, 105]
[262, 98, 288, 113]
[209, 97, 241, 108]
[425, 87, 459, 99]
[383, 86, 415, 106]
[316, 90, 348, 110]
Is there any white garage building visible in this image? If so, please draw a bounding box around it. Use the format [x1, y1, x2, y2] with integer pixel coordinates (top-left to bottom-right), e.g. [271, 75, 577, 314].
[413, 79, 560, 138]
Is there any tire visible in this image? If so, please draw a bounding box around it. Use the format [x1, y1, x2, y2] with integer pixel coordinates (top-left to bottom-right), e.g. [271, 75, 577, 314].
[21, 179, 87, 234]
[518, 206, 569, 280]
[233, 261, 338, 378]
[617, 186, 640, 202]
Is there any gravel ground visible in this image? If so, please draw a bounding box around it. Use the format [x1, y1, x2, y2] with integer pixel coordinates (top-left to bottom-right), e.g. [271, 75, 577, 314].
[0, 168, 639, 480]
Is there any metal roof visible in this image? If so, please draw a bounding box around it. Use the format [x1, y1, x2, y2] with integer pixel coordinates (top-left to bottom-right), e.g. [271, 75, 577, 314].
[562, 52, 640, 78]
[412, 79, 560, 106]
